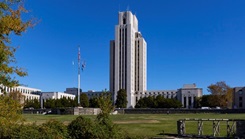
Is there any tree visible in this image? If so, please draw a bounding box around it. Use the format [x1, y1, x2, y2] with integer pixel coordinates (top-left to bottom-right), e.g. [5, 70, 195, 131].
[155, 95, 165, 108]
[40, 120, 68, 139]
[95, 90, 125, 139]
[68, 97, 77, 107]
[55, 98, 63, 108]
[145, 96, 157, 108]
[199, 95, 214, 107]
[135, 95, 182, 108]
[115, 89, 128, 108]
[68, 116, 95, 139]
[0, 95, 23, 138]
[44, 99, 55, 108]
[89, 97, 99, 108]
[0, 0, 34, 89]
[207, 81, 233, 108]
[97, 92, 114, 118]
[135, 97, 148, 108]
[24, 98, 40, 109]
[8, 90, 25, 104]
[11, 123, 40, 139]
[194, 97, 202, 108]
[60, 97, 69, 107]
[68, 90, 125, 139]
[80, 93, 89, 107]
[11, 120, 68, 139]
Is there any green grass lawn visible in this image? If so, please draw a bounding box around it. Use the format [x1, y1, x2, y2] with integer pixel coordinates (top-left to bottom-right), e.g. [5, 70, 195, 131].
[23, 113, 245, 138]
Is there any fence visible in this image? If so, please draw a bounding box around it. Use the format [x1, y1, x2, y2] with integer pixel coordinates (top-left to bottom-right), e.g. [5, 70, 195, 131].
[177, 118, 245, 138]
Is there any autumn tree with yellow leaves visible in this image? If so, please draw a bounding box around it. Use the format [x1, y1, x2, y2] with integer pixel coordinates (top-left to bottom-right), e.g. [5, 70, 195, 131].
[0, 0, 34, 88]
[207, 81, 233, 108]
[0, 0, 35, 137]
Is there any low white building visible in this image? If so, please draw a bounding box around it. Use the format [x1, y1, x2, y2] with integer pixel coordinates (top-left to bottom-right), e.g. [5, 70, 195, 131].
[64, 88, 82, 96]
[84, 90, 105, 99]
[41, 92, 75, 100]
[0, 85, 41, 101]
[135, 90, 178, 102]
[134, 84, 202, 108]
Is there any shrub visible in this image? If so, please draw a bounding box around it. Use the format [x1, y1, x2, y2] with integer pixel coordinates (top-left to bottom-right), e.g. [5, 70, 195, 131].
[40, 119, 68, 139]
[0, 95, 23, 138]
[68, 116, 95, 139]
[135, 95, 182, 108]
[11, 124, 40, 139]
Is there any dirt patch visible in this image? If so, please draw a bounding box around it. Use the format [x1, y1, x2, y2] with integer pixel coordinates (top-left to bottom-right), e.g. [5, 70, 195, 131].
[114, 120, 160, 124]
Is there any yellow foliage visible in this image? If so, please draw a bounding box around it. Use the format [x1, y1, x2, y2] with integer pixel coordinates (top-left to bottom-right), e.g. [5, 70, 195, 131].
[0, 95, 23, 137]
[0, 0, 35, 88]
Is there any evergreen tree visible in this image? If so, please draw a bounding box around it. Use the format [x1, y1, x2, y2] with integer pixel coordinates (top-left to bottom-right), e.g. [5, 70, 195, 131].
[115, 89, 128, 108]
[89, 97, 99, 108]
[80, 93, 89, 107]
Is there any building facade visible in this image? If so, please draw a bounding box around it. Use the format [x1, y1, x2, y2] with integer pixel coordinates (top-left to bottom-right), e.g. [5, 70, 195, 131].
[110, 11, 147, 108]
[135, 90, 178, 102]
[39, 92, 75, 109]
[177, 84, 203, 108]
[233, 87, 245, 109]
[134, 84, 202, 108]
[64, 88, 82, 96]
[84, 90, 114, 100]
[0, 85, 41, 101]
[40, 92, 76, 100]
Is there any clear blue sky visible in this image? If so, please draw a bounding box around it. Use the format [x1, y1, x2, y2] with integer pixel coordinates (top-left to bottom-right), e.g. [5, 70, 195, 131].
[13, 0, 245, 94]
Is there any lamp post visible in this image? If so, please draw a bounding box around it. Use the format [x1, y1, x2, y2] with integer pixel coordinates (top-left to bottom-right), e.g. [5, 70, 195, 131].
[78, 46, 81, 106]
[77, 46, 86, 106]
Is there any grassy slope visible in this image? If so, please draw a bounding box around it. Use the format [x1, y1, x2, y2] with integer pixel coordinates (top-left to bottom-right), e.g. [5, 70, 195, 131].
[23, 113, 245, 138]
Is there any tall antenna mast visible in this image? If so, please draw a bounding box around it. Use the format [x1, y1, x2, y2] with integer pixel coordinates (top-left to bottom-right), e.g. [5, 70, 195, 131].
[78, 46, 81, 106]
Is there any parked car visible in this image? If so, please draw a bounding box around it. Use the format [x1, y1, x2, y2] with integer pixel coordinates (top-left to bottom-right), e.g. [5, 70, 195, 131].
[201, 107, 210, 109]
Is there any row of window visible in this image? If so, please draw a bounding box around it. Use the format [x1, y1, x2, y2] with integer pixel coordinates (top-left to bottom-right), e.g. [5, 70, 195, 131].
[136, 92, 176, 95]
[1, 86, 40, 95]
[59, 95, 75, 99]
[87, 93, 110, 96]
[136, 95, 177, 102]
[24, 95, 39, 100]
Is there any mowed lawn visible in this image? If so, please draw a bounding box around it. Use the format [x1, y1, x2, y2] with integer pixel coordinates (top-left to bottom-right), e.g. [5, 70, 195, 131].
[23, 113, 245, 138]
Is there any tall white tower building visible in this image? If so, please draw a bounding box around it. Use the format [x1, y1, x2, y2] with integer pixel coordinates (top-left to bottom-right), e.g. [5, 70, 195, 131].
[110, 11, 147, 108]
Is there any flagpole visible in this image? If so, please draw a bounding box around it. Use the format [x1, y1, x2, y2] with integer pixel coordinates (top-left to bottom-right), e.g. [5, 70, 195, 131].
[78, 46, 81, 106]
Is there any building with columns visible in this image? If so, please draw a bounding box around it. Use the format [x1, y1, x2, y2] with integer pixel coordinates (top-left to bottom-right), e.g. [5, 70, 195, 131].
[135, 90, 178, 102]
[110, 11, 147, 108]
[177, 84, 202, 108]
[0, 85, 41, 101]
[134, 84, 202, 108]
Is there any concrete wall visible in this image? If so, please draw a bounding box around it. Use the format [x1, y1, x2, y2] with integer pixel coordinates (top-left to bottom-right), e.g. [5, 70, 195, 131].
[74, 107, 101, 115]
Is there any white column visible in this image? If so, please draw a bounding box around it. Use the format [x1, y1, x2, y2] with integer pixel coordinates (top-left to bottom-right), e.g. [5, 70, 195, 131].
[182, 95, 184, 107]
[186, 96, 189, 108]
[191, 96, 194, 108]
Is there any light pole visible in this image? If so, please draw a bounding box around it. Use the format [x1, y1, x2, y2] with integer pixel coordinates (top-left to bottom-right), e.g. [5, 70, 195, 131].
[78, 46, 81, 106]
[77, 46, 86, 106]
